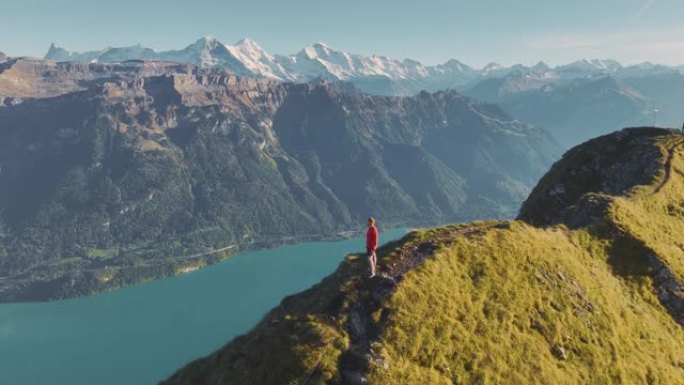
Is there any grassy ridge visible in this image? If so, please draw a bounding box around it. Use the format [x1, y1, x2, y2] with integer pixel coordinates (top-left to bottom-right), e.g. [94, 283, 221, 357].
[163, 128, 684, 385]
[608, 135, 684, 282]
[371, 223, 683, 384]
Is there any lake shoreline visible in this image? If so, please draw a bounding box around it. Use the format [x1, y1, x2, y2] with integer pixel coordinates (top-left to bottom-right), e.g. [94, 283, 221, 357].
[0, 229, 410, 385]
[0, 223, 429, 304]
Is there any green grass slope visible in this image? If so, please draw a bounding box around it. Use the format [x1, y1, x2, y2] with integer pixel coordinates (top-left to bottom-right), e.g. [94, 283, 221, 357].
[163, 128, 684, 385]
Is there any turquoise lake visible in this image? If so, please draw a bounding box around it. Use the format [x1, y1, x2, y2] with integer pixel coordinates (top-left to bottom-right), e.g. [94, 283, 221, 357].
[0, 229, 407, 385]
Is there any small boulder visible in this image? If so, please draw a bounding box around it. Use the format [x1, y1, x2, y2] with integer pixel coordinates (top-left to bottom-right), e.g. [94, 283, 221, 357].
[340, 370, 367, 385]
[552, 344, 568, 360]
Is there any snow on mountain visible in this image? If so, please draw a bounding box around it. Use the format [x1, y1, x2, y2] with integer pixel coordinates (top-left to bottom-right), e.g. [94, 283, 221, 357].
[156, 37, 251, 74]
[225, 38, 291, 80]
[618, 62, 679, 78]
[477, 62, 531, 79]
[557, 59, 623, 75]
[43, 38, 477, 84]
[280, 42, 354, 80]
[277, 42, 449, 81]
[42, 37, 684, 95]
[483, 62, 504, 73]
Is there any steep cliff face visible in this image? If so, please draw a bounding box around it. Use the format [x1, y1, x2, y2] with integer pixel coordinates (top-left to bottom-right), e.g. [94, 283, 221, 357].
[0, 59, 559, 301]
[163, 128, 684, 385]
[0, 58, 202, 100]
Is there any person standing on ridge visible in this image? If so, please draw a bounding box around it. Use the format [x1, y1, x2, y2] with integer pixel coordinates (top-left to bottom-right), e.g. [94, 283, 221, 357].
[366, 217, 379, 278]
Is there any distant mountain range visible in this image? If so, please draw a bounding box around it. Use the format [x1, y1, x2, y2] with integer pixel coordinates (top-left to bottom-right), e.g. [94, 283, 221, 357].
[43, 37, 684, 96]
[461, 67, 684, 146]
[44, 37, 477, 89]
[38, 38, 684, 148]
[464, 73, 649, 146]
[0, 58, 559, 301]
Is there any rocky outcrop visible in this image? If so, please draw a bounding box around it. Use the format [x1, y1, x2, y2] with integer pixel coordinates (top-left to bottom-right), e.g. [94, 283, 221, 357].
[518, 127, 668, 227]
[519, 127, 684, 326]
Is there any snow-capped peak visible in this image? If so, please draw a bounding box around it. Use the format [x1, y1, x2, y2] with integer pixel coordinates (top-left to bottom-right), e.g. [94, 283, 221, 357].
[313, 42, 331, 50]
[234, 37, 265, 52]
[40, 37, 683, 96]
[226, 37, 291, 80]
[192, 36, 222, 50]
[301, 46, 318, 60]
[560, 58, 622, 73]
[300, 42, 334, 60]
[483, 62, 503, 72]
[232, 38, 270, 58]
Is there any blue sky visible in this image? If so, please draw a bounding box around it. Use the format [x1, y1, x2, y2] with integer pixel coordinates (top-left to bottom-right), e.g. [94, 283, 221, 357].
[1, 0, 682, 67]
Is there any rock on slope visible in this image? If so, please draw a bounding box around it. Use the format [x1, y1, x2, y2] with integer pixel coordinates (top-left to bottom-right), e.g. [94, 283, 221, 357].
[0, 59, 559, 301]
[162, 127, 684, 385]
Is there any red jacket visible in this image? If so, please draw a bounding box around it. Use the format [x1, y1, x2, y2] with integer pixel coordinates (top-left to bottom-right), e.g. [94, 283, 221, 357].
[366, 226, 378, 251]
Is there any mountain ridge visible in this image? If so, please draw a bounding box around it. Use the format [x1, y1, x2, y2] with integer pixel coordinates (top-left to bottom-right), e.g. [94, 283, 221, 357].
[0, 59, 559, 301]
[464, 74, 653, 147]
[36, 39, 684, 147]
[161, 127, 684, 385]
[40, 37, 683, 95]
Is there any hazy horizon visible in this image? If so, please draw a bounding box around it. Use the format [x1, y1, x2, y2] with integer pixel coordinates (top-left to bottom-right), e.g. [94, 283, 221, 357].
[2, 0, 683, 67]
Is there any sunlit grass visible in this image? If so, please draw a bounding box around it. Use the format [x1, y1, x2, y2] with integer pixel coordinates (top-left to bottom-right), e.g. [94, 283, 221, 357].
[163, 130, 684, 385]
[370, 223, 684, 384]
[609, 136, 684, 281]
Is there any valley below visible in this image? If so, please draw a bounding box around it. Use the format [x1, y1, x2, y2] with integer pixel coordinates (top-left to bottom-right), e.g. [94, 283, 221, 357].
[0, 229, 407, 385]
[0, 58, 558, 302]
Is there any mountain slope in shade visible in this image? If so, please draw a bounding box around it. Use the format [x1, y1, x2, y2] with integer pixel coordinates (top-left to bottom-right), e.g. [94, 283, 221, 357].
[465, 75, 652, 147]
[0, 58, 559, 301]
[464, 65, 684, 149]
[162, 128, 684, 385]
[623, 72, 684, 129]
